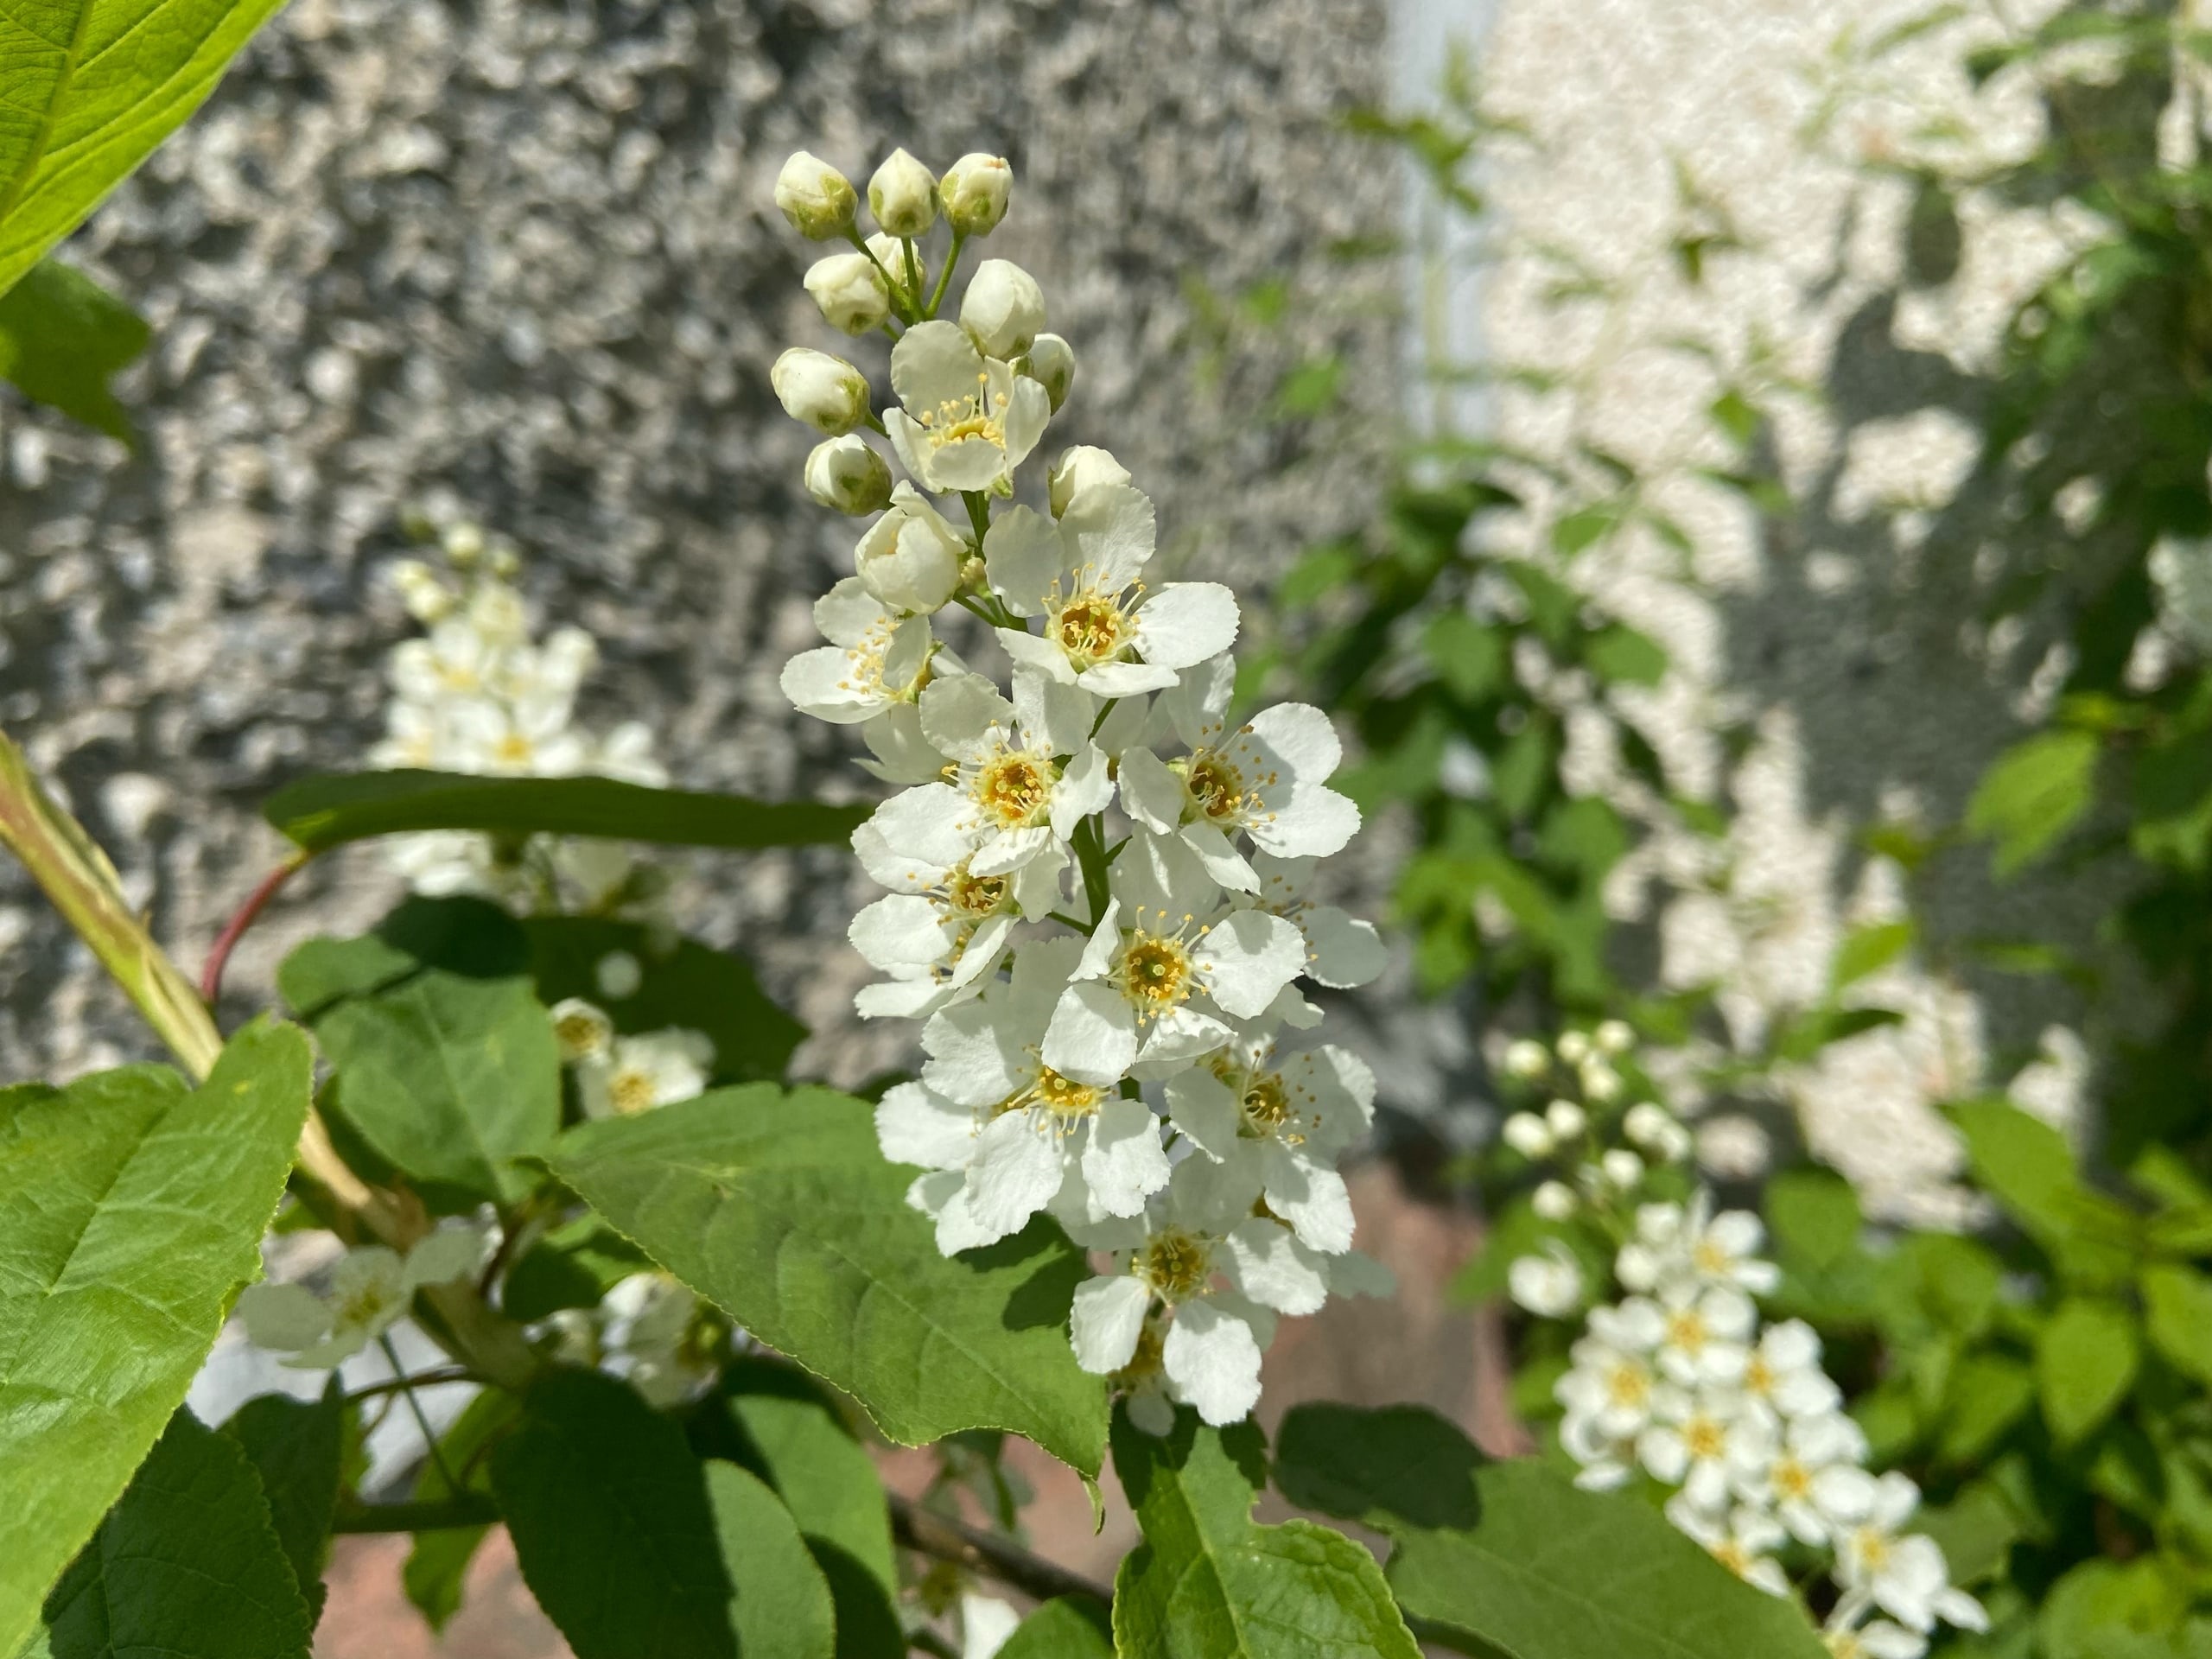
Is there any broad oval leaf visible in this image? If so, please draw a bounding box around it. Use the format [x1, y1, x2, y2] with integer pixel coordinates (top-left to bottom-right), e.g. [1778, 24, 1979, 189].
[0, 257, 147, 439]
[24, 1411, 312, 1659]
[2140, 1264, 2212, 1384]
[1273, 1403, 1829, 1659]
[704, 1463, 837, 1659]
[489, 1368, 738, 1659]
[999, 1596, 1113, 1659]
[546, 1084, 1109, 1476]
[0, 0, 288, 297]
[279, 898, 559, 1208]
[1114, 1408, 1420, 1659]
[263, 769, 868, 855]
[0, 1020, 311, 1657]
[2034, 1297, 2139, 1446]
[220, 1381, 344, 1625]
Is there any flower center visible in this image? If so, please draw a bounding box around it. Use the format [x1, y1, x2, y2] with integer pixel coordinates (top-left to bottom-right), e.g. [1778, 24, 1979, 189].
[1240, 1073, 1295, 1138]
[1744, 1353, 1775, 1396]
[336, 1284, 396, 1332]
[1137, 1228, 1212, 1301]
[554, 1010, 607, 1056]
[1774, 1456, 1813, 1502]
[946, 867, 1011, 918]
[1120, 934, 1192, 1014]
[1682, 1414, 1727, 1460]
[916, 373, 1007, 453]
[1693, 1238, 1733, 1276]
[1054, 594, 1129, 664]
[1033, 1066, 1103, 1121]
[611, 1069, 659, 1115]
[1183, 753, 1247, 823]
[1666, 1308, 1709, 1353]
[493, 732, 535, 767]
[1710, 1541, 1752, 1579]
[1852, 1529, 1892, 1574]
[974, 751, 1052, 828]
[1605, 1360, 1650, 1409]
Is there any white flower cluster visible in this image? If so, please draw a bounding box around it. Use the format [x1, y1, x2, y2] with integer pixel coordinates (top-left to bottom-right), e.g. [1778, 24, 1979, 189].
[769, 145, 1392, 1429]
[1498, 1034, 1986, 1657]
[549, 993, 714, 1119]
[237, 1228, 486, 1369]
[372, 523, 668, 918]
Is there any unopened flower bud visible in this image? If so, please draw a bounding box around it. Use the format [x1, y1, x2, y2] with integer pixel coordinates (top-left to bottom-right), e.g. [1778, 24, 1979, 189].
[595, 950, 643, 1000]
[804, 253, 892, 336]
[959, 554, 987, 588]
[1594, 1018, 1634, 1054]
[442, 521, 485, 565]
[390, 558, 454, 623]
[1580, 1062, 1622, 1103]
[1021, 333, 1075, 412]
[1502, 1112, 1554, 1159]
[1555, 1031, 1591, 1065]
[960, 258, 1046, 358]
[486, 541, 520, 580]
[1502, 1038, 1550, 1080]
[804, 435, 893, 516]
[1599, 1147, 1644, 1189]
[1623, 1103, 1673, 1147]
[855, 484, 965, 614]
[1544, 1099, 1587, 1140]
[1048, 445, 1131, 518]
[775, 151, 858, 239]
[1507, 1247, 1583, 1319]
[1531, 1180, 1578, 1221]
[772, 347, 871, 435]
[939, 152, 1012, 235]
[868, 149, 938, 238]
[867, 232, 926, 305]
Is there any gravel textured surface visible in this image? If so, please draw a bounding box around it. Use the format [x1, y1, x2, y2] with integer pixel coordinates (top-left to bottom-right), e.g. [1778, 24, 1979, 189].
[0, 0, 1395, 1086]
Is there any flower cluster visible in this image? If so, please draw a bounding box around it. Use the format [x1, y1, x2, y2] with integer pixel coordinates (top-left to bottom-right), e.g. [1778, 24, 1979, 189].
[372, 522, 669, 920]
[236, 1229, 486, 1369]
[1498, 1031, 1986, 1658]
[549, 992, 715, 1119]
[770, 144, 1392, 1428]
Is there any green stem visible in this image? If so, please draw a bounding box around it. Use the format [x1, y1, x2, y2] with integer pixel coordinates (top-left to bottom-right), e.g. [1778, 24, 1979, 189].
[925, 227, 967, 318]
[901, 237, 923, 320]
[330, 1495, 499, 1535]
[963, 490, 993, 548]
[383, 1334, 463, 1494]
[1071, 815, 1113, 928]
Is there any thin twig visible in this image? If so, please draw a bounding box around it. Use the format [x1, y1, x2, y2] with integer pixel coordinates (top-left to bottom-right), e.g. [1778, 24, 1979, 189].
[382, 1334, 462, 1494]
[888, 1491, 1111, 1607]
[201, 854, 308, 1006]
[330, 1495, 499, 1535]
[344, 1367, 480, 1404]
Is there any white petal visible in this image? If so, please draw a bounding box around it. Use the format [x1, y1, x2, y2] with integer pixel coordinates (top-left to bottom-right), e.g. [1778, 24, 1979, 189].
[906, 1167, 964, 1217]
[1079, 1096, 1173, 1217]
[857, 785, 972, 883]
[1072, 899, 1122, 981]
[1059, 482, 1155, 589]
[920, 1003, 1033, 1108]
[920, 674, 1015, 761]
[1246, 703, 1342, 781]
[1165, 654, 1235, 749]
[1000, 377, 1050, 472]
[891, 321, 983, 414]
[1249, 784, 1360, 859]
[1179, 822, 1258, 893]
[1193, 910, 1306, 1019]
[963, 1113, 1067, 1242]
[1019, 673, 1095, 758]
[998, 625, 1078, 683]
[1135, 1003, 1233, 1069]
[1224, 1219, 1329, 1315]
[1162, 1067, 1242, 1161]
[1076, 660, 1181, 696]
[779, 645, 883, 723]
[876, 1082, 976, 1168]
[404, 1228, 486, 1289]
[860, 705, 948, 785]
[1259, 1144, 1356, 1255]
[1301, 906, 1386, 988]
[236, 1282, 332, 1351]
[1052, 746, 1113, 840]
[1070, 1274, 1150, 1373]
[1116, 748, 1186, 836]
[1126, 1386, 1178, 1437]
[969, 824, 1055, 877]
[1163, 1301, 1263, 1426]
[982, 505, 1064, 615]
[1041, 979, 1137, 1084]
[1133, 583, 1239, 671]
[935, 1183, 1001, 1255]
[1326, 1250, 1395, 1299]
[849, 893, 958, 969]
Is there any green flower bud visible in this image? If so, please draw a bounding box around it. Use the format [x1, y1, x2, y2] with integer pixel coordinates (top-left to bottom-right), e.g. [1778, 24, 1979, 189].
[1021, 333, 1075, 412]
[939, 152, 1012, 236]
[804, 252, 892, 335]
[774, 151, 857, 239]
[771, 347, 871, 435]
[804, 435, 893, 516]
[868, 149, 938, 238]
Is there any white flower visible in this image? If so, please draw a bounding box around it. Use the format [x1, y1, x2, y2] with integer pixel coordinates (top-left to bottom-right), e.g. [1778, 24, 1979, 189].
[550, 996, 613, 1062]
[1023, 334, 1075, 412]
[961, 258, 1046, 358]
[1162, 1036, 1375, 1253]
[939, 153, 1012, 236]
[595, 950, 643, 999]
[883, 321, 1049, 494]
[1823, 1607, 1930, 1659]
[1598, 1147, 1644, 1189]
[1731, 1410, 1875, 1546]
[1049, 445, 1132, 517]
[1618, 1192, 1782, 1297]
[237, 1230, 485, 1368]
[1639, 1385, 1764, 1512]
[903, 670, 1108, 875]
[984, 490, 1238, 698]
[601, 1272, 721, 1407]
[772, 347, 872, 435]
[1507, 1245, 1584, 1318]
[1560, 1408, 1638, 1491]
[780, 578, 934, 725]
[1555, 1031, 1591, 1065]
[1736, 1318, 1845, 1425]
[1624, 1103, 1675, 1148]
[1502, 1112, 1554, 1158]
[1545, 1099, 1587, 1139]
[1555, 1300, 1666, 1442]
[1042, 888, 1306, 1085]
[805, 251, 892, 335]
[868, 147, 938, 237]
[443, 691, 590, 777]
[1240, 852, 1386, 988]
[855, 483, 967, 615]
[806, 435, 894, 517]
[1646, 1279, 1757, 1388]
[776, 150, 857, 238]
[1579, 1060, 1622, 1103]
[577, 1029, 715, 1118]
[1835, 1475, 1989, 1636]
[1532, 1179, 1578, 1221]
[1594, 1018, 1635, 1054]
[1502, 1038, 1551, 1079]
[961, 1592, 1022, 1659]
[1665, 1497, 1790, 1598]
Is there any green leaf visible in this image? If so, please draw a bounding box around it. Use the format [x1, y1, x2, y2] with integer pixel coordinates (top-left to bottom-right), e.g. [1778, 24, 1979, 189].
[279, 898, 559, 1207]
[0, 0, 289, 298]
[488, 1368, 737, 1659]
[263, 769, 869, 856]
[1422, 611, 1507, 702]
[2039, 1557, 2202, 1659]
[546, 1085, 1108, 1476]
[0, 257, 145, 439]
[1113, 1408, 1420, 1659]
[2036, 1298, 2139, 1446]
[703, 1463, 836, 1659]
[2139, 1265, 2212, 1384]
[1829, 920, 1914, 992]
[999, 1597, 1113, 1659]
[1936, 1355, 2036, 1465]
[1966, 729, 2099, 876]
[29, 1410, 311, 1658]
[524, 917, 802, 1085]
[1273, 1403, 1828, 1659]
[721, 1362, 896, 1597]
[1551, 504, 1621, 557]
[499, 1214, 652, 1324]
[220, 1382, 344, 1624]
[1948, 1099, 2141, 1281]
[1916, 1473, 2028, 1587]
[0, 1020, 311, 1657]
[402, 1387, 517, 1633]
[1763, 1166, 1864, 1270]
[1771, 1004, 1904, 1063]
[1581, 623, 1669, 687]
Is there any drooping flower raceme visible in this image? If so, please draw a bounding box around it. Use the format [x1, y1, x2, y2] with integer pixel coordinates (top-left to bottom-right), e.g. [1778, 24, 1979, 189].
[771, 143, 1389, 1430]
[1496, 1027, 1986, 1656]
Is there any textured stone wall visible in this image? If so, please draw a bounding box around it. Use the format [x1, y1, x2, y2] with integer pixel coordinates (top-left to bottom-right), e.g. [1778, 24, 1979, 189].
[0, 0, 1394, 1083]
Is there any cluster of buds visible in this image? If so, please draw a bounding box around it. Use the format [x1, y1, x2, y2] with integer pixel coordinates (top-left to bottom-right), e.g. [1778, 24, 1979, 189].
[768, 144, 1393, 1430]
[1497, 1020, 1694, 1238]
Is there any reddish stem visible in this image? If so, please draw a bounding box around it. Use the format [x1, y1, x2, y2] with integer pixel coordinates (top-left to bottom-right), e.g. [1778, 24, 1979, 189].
[201, 856, 308, 1007]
